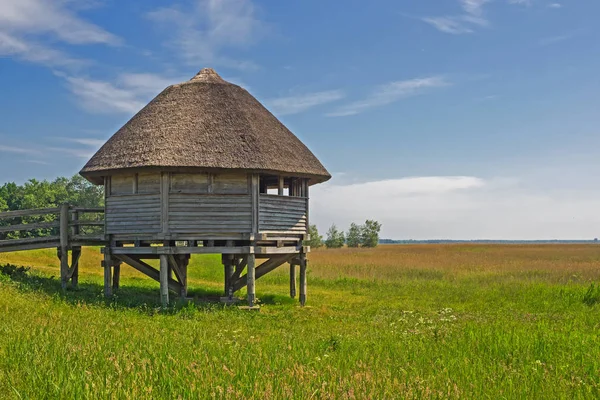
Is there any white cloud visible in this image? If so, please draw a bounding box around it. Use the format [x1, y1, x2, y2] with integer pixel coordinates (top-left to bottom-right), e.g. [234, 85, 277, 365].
[327, 77, 449, 117]
[0, 32, 82, 67]
[61, 138, 106, 147]
[65, 76, 146, 114]
[0, 145, 41, 155]
[47, 147, 95, 159]
[0, 0, 119, 45]
[460, 0, 490, 16]
[508, 0, 533, 6]
[265, 90, 345, 116]
[311, 176, 600, 240]
[0, 0, 119, 68]
[147, 0, 264, 70]
[64, 73, 183, 114]
[548, 3, 562, 8]
[423, 0, 538, 34]
[422, 17, 476, 34]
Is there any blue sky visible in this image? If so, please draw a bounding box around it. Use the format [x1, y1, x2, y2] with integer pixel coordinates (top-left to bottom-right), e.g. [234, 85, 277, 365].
[1, 0, 599, 239]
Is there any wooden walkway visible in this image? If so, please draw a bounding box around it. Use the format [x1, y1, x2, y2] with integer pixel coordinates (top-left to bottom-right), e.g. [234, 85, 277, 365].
[0, 204, 106, 289]
[0, 204, 105, 253]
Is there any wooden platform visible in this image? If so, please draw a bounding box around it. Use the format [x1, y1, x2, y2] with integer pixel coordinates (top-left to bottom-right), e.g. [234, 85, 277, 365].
[0, 204, 308, 308]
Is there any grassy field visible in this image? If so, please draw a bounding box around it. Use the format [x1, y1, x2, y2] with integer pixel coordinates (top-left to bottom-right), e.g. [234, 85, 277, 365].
[1, 244, 600, 399]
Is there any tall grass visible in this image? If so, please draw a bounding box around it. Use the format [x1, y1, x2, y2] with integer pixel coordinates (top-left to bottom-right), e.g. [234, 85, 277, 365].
[1, 244, 599, 399]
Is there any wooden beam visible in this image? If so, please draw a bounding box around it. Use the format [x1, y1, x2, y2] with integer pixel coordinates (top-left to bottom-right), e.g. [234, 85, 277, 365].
[290, 262, 296, 298]
[109, 246, 253, 255]
[299, 254, 307, 306]
[59, 203, 69, 290]
[160, 254, 169, 308]
[160, 172, 170, 235]
[246, 254, 256, 307]
[114, 254, 182, 293]
[103, 248, 112, 297]
[178, 255, 188, 298]
[232, 254, 293, 293]
[251, 173, 259, 234]
[112, 263, 121, 291]
[278, 176, 284, 196]
[168, 254, 183, 284]
[0, 221, 60, 233]
[0, 207, 59, 220]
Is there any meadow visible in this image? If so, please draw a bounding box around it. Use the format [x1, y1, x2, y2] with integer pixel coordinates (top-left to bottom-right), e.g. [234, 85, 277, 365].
[1, 244, 600, 399]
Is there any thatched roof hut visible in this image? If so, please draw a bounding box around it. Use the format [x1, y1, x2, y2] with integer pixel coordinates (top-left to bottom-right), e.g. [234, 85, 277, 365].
[80, 68, 330, 185]
[79, 68, 327, 308]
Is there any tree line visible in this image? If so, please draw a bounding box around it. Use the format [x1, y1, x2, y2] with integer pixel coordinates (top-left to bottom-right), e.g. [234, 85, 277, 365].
[0, 175, 104, 212]
[0, 176, 104, 240]
[305, 220, 382, 249]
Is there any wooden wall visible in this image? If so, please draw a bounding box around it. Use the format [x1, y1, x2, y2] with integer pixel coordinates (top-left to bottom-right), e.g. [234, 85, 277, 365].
[105, 171, 308, 237]
[258, 195, 307, 234]
[168, 194, 252, 233]
[106, 193, 161, 234]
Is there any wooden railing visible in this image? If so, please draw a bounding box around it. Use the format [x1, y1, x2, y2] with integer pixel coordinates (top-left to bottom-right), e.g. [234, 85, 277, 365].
[0, 204, 106, 253]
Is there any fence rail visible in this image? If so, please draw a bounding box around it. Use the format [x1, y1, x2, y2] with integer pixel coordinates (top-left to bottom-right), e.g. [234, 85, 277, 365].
[0, 204, 106, 253]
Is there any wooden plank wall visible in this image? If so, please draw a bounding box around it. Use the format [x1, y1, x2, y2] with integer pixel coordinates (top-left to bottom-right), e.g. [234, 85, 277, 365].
[168, 194, 252, 233]
[105, 194, 161, 234]
[258, 195, 307, 234]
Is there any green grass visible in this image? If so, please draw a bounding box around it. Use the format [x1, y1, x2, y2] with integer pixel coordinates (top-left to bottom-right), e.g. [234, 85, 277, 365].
[1, 245, 600, 399]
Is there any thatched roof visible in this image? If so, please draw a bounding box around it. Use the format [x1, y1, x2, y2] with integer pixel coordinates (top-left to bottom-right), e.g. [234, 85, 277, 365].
[80, 68, 330, 185]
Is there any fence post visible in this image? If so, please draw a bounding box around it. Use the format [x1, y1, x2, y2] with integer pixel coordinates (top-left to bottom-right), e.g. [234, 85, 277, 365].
[59, 203, 70, 290]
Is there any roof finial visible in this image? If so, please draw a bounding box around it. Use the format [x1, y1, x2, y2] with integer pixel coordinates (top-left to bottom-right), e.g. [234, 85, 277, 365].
[190, 68, 225, 83]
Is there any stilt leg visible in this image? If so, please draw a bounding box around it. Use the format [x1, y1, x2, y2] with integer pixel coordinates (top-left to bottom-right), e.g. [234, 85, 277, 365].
[180, 256, 188, 299]
[247, 254, 256, 307]
[160, 254, 169, 308]
[71, 247, 81, 289]
[299, 255, 307, 306]
[112, 263, 121, 291]
[60, 249, 69, 290]
[103, 249, 112, 297]
[224, 257, 234, 297]
[290, 262, 296, 298]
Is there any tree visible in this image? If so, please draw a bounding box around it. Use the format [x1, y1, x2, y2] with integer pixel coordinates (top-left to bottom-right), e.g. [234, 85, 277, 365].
[346, 222, 362, 248]
[305, 224, 323, 248]
[360, 219, 382, 248]
[325, 224, 345, 248]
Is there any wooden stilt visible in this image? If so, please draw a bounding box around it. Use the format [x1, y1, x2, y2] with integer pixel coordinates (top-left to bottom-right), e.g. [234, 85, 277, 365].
[103, 248, 112, 297]
[59, 203, 69, 290]
[179, 255, 188, 299]
[247, 253, 256, 307]
[289, 262, 296, 298]
[224, 256, 234, 296]
[112, 263, 121, 291]
[299, 254, 307, 306]
[159, 254, 169, 307]
[71, 247, 81, 289]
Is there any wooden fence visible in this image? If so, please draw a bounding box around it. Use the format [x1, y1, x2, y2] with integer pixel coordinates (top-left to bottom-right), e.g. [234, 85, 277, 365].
[0, 204, 106, 253]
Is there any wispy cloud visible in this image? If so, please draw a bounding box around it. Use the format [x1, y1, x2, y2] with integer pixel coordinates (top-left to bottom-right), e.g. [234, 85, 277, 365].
[0, 32, 82, 68]
[63, 73, 183, 114]
[265, 90, 345, 116]
[47, 147, 95, 159]
[548, 3, 562, 8]
[147, 0, 265, 70]
[539, 30, 583, 46]
[327, 77, 450, 117]
[0, 145, 41, 155]
[422, 0, 539, 34]
[508, 0, 533, 6]
[422, 0, 490, 34]
[60, 138, 106, 147]
[0, 0, 120, 68]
